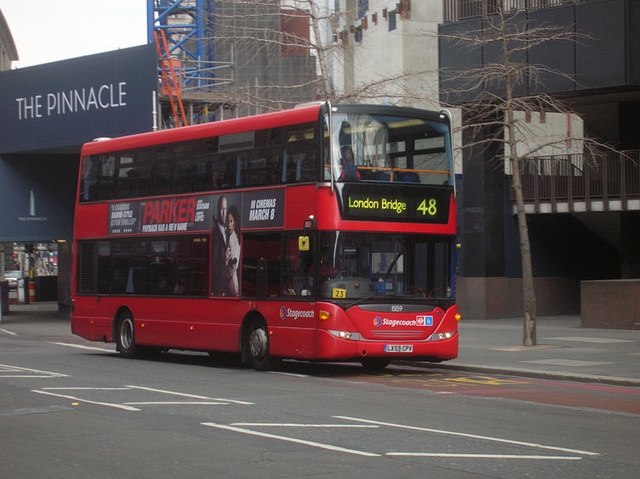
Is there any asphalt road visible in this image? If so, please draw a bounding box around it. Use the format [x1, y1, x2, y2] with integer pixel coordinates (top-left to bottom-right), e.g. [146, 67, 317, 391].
[1, 318, 639, 478]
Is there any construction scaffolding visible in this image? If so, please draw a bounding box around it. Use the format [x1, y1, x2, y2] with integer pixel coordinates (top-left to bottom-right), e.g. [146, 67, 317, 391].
[150, 0, 235, 128]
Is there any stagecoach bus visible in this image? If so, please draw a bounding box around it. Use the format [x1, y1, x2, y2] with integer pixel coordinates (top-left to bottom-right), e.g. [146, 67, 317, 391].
[72, 102, 459, 370]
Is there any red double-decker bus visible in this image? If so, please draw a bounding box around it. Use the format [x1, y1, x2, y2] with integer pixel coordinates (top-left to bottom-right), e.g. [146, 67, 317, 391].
[72, 102, 459, 370]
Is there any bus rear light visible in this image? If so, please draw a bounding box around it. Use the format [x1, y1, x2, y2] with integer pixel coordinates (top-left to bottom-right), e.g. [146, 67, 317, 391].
[455, 313, 461, 321]
[319, 310, 332, 320]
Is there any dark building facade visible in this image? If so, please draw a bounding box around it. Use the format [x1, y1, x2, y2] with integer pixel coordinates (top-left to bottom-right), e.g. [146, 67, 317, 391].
[440, 0, 640, 319]
[0, 44, 158, 308]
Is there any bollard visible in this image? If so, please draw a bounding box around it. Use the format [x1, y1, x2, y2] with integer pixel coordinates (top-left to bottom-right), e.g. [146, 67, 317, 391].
[28, 280, 36, 303]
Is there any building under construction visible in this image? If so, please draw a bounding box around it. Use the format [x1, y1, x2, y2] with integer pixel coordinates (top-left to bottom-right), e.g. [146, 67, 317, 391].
[151, 0, 318, 127]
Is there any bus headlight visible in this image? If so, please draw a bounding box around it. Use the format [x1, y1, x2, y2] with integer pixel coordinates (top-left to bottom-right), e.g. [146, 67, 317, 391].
[427, 331, 456, 342]
[328, 330, 361, 341]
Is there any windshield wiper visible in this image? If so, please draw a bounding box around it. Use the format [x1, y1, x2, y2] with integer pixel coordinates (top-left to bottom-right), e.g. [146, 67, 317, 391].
[344, 292, 382, 309]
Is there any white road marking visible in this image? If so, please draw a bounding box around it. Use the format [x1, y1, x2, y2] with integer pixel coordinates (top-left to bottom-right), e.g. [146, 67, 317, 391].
[386, 453, 582, 460]
[31, 389, 141, 411]
[42, 387, 130, 391]
[268, 371, 309, 378]
[334, 416, 600, 457]
[0, 364, 68, 378]
[231, 423, 379, 428]
[125, 401, 229, 406]
[0, 328, 18, 336]
[202, 422, 380, 457]
[31, 385, 253, 411]
[126, 385, 254, 405]
[52, 342, 114, 352]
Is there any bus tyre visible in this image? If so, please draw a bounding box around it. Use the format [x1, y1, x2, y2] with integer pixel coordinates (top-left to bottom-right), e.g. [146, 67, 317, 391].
[246, 321, 280, 371]
[116, 312, 138, 359]
[360, 357, 391, 371]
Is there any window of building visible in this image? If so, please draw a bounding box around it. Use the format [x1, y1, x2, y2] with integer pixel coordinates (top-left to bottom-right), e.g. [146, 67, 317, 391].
[358, 0, 369, 19]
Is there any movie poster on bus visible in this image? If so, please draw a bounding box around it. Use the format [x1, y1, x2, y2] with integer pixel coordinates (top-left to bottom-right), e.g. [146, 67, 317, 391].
[108, 195, 212, 235]
[108, 201, 139, 235]
[210, 192, 243, 297]
[241, 188, 285, 230]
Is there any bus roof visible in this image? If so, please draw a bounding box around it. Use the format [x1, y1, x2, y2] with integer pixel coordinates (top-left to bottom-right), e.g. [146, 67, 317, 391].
[81, 103, 325, 156]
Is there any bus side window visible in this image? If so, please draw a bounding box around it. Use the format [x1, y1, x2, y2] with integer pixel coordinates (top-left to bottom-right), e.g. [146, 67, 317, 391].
[241, 233, 281, 298]
[283, 124, 317, 184]
[193, 157, 215, 192]
[80, 157, 99, 202]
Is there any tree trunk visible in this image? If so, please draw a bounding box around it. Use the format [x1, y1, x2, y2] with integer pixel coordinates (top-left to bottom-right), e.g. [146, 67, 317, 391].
[510, 158, 537, 346]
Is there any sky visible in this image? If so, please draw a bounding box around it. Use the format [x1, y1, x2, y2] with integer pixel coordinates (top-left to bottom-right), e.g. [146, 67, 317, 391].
[0, 0, 148, 68]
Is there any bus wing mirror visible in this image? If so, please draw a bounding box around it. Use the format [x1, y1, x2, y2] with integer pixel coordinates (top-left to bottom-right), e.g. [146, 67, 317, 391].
[298, 236, 310, 251]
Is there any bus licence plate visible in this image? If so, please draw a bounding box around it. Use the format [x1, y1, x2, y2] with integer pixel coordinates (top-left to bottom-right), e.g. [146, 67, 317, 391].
[384, 344, 413, 353]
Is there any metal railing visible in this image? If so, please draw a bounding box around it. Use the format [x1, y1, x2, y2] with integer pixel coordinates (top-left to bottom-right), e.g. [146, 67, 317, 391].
[513, 150, 640, 212]
[443, 0, 583, 23]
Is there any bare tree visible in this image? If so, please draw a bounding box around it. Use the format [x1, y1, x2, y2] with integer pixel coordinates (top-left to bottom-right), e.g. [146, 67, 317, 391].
[200, 1, 435, 113]
[440, 5, 615, 346]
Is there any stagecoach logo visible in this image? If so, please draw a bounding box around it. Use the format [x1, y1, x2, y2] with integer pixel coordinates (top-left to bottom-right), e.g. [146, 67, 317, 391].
[373, 316, 434, 327]
[280, 307, 315, 320]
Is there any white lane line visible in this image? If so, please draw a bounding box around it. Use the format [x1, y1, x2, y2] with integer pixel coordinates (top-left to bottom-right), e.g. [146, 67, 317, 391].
[126, 385, 254, 405]
[31, 389, 140, 411]
[386, 453, 581, 460]
[202, 422, 380, 457]
[268, 371, 310, 378]
[0, 364, 68, 378]
[334, 416, 600, 457]
[0, 328, 18, 336]
[125, 401, 229, 406]
[231, 423, 378, 428]
[41, 387, 130, 391]
[52, 342, 114, 352]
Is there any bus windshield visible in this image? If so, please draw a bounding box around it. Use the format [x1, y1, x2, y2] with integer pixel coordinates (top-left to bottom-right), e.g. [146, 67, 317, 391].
[318, 231, 454, 302]
[327, 111, 451, 185]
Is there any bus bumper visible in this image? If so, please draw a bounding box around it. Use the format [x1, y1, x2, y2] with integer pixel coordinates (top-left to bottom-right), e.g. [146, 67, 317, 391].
[315, 328, 458, 362]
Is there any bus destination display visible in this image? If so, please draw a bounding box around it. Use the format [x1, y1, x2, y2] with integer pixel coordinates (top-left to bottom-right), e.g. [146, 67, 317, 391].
[339, 184, 451, 224]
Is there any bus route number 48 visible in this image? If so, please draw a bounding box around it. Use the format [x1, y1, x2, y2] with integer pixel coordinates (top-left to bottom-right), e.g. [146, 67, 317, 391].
[418, 198, 438, 216]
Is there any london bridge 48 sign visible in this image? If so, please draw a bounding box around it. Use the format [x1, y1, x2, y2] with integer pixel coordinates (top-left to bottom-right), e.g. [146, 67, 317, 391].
[339, 183, 452, 224]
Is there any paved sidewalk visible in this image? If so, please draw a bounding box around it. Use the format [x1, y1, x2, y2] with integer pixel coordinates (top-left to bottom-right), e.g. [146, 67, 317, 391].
[2, 304, 639, 387]
[442, 315, 640, 387]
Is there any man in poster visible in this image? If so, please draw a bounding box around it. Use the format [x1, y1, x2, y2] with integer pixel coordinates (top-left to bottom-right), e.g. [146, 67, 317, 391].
[210, 195, 228, 296]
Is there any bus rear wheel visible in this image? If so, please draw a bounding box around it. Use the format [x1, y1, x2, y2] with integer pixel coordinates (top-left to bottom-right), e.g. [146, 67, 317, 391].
[116, 311, 138, 359]
[245, 320, 280, 371]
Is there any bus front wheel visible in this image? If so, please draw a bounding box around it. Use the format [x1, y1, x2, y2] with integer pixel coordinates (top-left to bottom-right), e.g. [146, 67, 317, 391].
[245, 320, 280, 371]
[116, 311, 138, 359]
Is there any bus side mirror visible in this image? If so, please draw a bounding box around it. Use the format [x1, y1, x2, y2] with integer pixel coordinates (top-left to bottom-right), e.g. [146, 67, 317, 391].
[298, 236, 310, 251]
